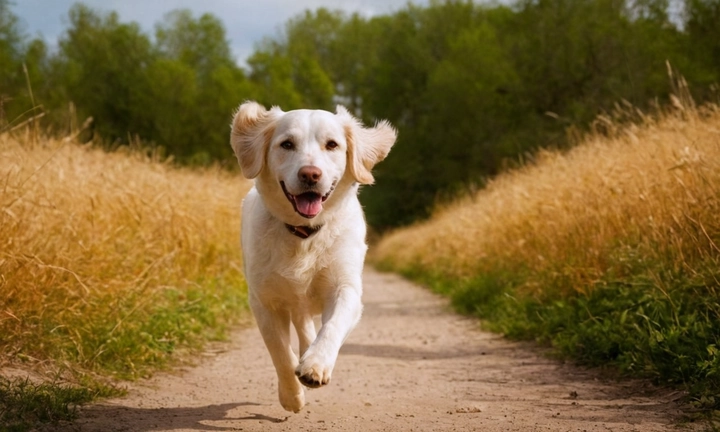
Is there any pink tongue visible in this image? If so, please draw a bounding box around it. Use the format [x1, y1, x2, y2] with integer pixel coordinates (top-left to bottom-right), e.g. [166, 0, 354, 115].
[295, 193, 323, 217]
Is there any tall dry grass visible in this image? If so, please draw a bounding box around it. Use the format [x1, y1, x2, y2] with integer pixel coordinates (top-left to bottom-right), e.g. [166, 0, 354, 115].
[372, 96, 720, 407]
[0, 129, 251, 379]
[373, 103, 720, 295]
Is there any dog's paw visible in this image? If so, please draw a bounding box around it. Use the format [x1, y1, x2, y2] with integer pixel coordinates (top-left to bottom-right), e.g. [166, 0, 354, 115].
[278, 384, 305, 413]
[295, 356, 333, 388]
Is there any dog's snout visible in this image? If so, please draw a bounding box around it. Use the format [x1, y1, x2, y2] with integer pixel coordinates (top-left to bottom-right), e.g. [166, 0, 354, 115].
[298, 166, 322, 185]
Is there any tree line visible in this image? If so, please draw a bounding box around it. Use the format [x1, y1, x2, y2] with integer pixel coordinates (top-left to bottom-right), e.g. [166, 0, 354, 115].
[2, 0, 719, 228]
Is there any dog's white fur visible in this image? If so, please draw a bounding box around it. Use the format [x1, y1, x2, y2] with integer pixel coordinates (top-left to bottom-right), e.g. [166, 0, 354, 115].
[230, 101, 396, 413]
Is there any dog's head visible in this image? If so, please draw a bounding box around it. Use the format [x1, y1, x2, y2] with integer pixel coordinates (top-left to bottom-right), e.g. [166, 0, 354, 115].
[230, 101, 396, 221]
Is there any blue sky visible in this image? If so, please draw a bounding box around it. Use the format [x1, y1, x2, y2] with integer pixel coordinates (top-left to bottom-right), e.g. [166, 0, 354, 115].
[11, 0, 428, 67]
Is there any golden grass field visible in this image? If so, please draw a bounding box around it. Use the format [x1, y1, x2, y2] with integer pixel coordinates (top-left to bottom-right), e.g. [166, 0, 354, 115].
[0, 129, 251, 379]
[2, 93, 719, 413]
[373, 100, 720, 297]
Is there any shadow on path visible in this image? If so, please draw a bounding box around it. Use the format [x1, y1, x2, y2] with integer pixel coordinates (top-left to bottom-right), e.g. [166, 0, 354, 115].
[46, 402, 289, 432]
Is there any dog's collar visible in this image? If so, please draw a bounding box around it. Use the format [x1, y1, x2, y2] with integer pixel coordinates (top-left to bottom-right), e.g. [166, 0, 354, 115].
[285, 223, 323, 239]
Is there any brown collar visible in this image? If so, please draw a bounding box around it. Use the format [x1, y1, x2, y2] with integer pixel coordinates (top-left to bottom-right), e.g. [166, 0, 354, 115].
[285, 223, 323, 239]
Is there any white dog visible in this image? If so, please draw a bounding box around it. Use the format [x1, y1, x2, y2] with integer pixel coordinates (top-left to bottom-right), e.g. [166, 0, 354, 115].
[230, 101, 396, 413]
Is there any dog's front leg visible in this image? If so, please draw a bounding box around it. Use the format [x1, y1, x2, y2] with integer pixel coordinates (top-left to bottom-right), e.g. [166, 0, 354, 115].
[295, 285, 362, 388]
[249, 295, 305, 412]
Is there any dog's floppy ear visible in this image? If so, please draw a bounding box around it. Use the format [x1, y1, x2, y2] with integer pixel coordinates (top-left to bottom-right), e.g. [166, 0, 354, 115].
[337, 105, 397, 185]
[230, 101, 282, 179]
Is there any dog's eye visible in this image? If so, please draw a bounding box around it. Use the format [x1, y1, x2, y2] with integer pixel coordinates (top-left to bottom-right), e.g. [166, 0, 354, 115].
[326, 140, 338, 150]
[280, 141, 294, 150]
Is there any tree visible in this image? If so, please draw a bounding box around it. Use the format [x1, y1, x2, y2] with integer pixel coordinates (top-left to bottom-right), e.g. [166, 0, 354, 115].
[55, 4, 155, 142]
[685, 0, 720, 90]
[151, 9, 256, 162]
[0, 0, 46, 126]
[45, 6, 256, 162]
[6, 0, 718, 228]
[359, 2, 518, 227]
[248, 8, 344, 110]
[247, 42, 304, 109]
[155, 10, 234, 81]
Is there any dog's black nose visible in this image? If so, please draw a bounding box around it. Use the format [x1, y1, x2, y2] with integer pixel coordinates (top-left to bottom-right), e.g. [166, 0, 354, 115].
[298, 165, 322, 185]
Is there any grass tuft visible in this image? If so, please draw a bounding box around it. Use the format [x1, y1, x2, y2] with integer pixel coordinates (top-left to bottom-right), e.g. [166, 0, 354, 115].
[0, 376, 117, 431]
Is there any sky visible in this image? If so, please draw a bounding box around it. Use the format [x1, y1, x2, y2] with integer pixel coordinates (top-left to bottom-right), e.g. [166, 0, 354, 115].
[11, 0, 428, 67]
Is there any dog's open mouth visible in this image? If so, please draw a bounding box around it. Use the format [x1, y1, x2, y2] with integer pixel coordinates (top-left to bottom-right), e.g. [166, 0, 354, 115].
[280, 181, 335, 219]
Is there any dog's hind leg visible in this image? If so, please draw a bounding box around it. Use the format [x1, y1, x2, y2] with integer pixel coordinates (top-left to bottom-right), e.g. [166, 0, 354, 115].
[249, 295, 305, 413]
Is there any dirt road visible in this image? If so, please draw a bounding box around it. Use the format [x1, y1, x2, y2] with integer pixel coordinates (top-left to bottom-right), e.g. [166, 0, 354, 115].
[60, 269, 697, 431]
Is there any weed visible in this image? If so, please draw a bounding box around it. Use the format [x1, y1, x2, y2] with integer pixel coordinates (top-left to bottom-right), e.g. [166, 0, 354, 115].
[0, 377, 118, 431]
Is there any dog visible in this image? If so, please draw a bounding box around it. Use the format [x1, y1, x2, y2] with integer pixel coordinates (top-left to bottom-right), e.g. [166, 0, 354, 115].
[230, 101, 396, 413]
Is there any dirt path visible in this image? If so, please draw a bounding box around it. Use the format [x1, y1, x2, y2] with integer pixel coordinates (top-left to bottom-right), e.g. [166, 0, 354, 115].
[59, 269, 697, 432]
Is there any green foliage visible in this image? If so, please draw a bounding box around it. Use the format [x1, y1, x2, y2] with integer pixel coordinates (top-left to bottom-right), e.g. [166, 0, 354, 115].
[685, 0, 720, 92]
[3, 4, 256, 163]
[150, 10, 256, 162]
[394, 252, 720, 411]
[4, 0, 720, 225]
[80, 276, 248, 379]
[55, 4, 155, 141]
[247, 8, 343, 110]
[0, 0, 45, 127]
[155, 10, 234, 77]
[1, 274, 245, 429]
[0, 377, 118, 431]
[9, 274, 248, 380]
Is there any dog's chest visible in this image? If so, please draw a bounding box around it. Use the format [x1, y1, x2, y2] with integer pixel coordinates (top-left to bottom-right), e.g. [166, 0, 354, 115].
[276, 236, 334, 285]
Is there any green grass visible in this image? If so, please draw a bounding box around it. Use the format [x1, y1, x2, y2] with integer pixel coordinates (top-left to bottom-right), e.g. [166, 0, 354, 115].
[1, 273, 248, 431]
[2, 264, 248, 428]
[8, 274, 248, 379]
[382, 250, 720, 413]
[0, 377, 119, 431]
